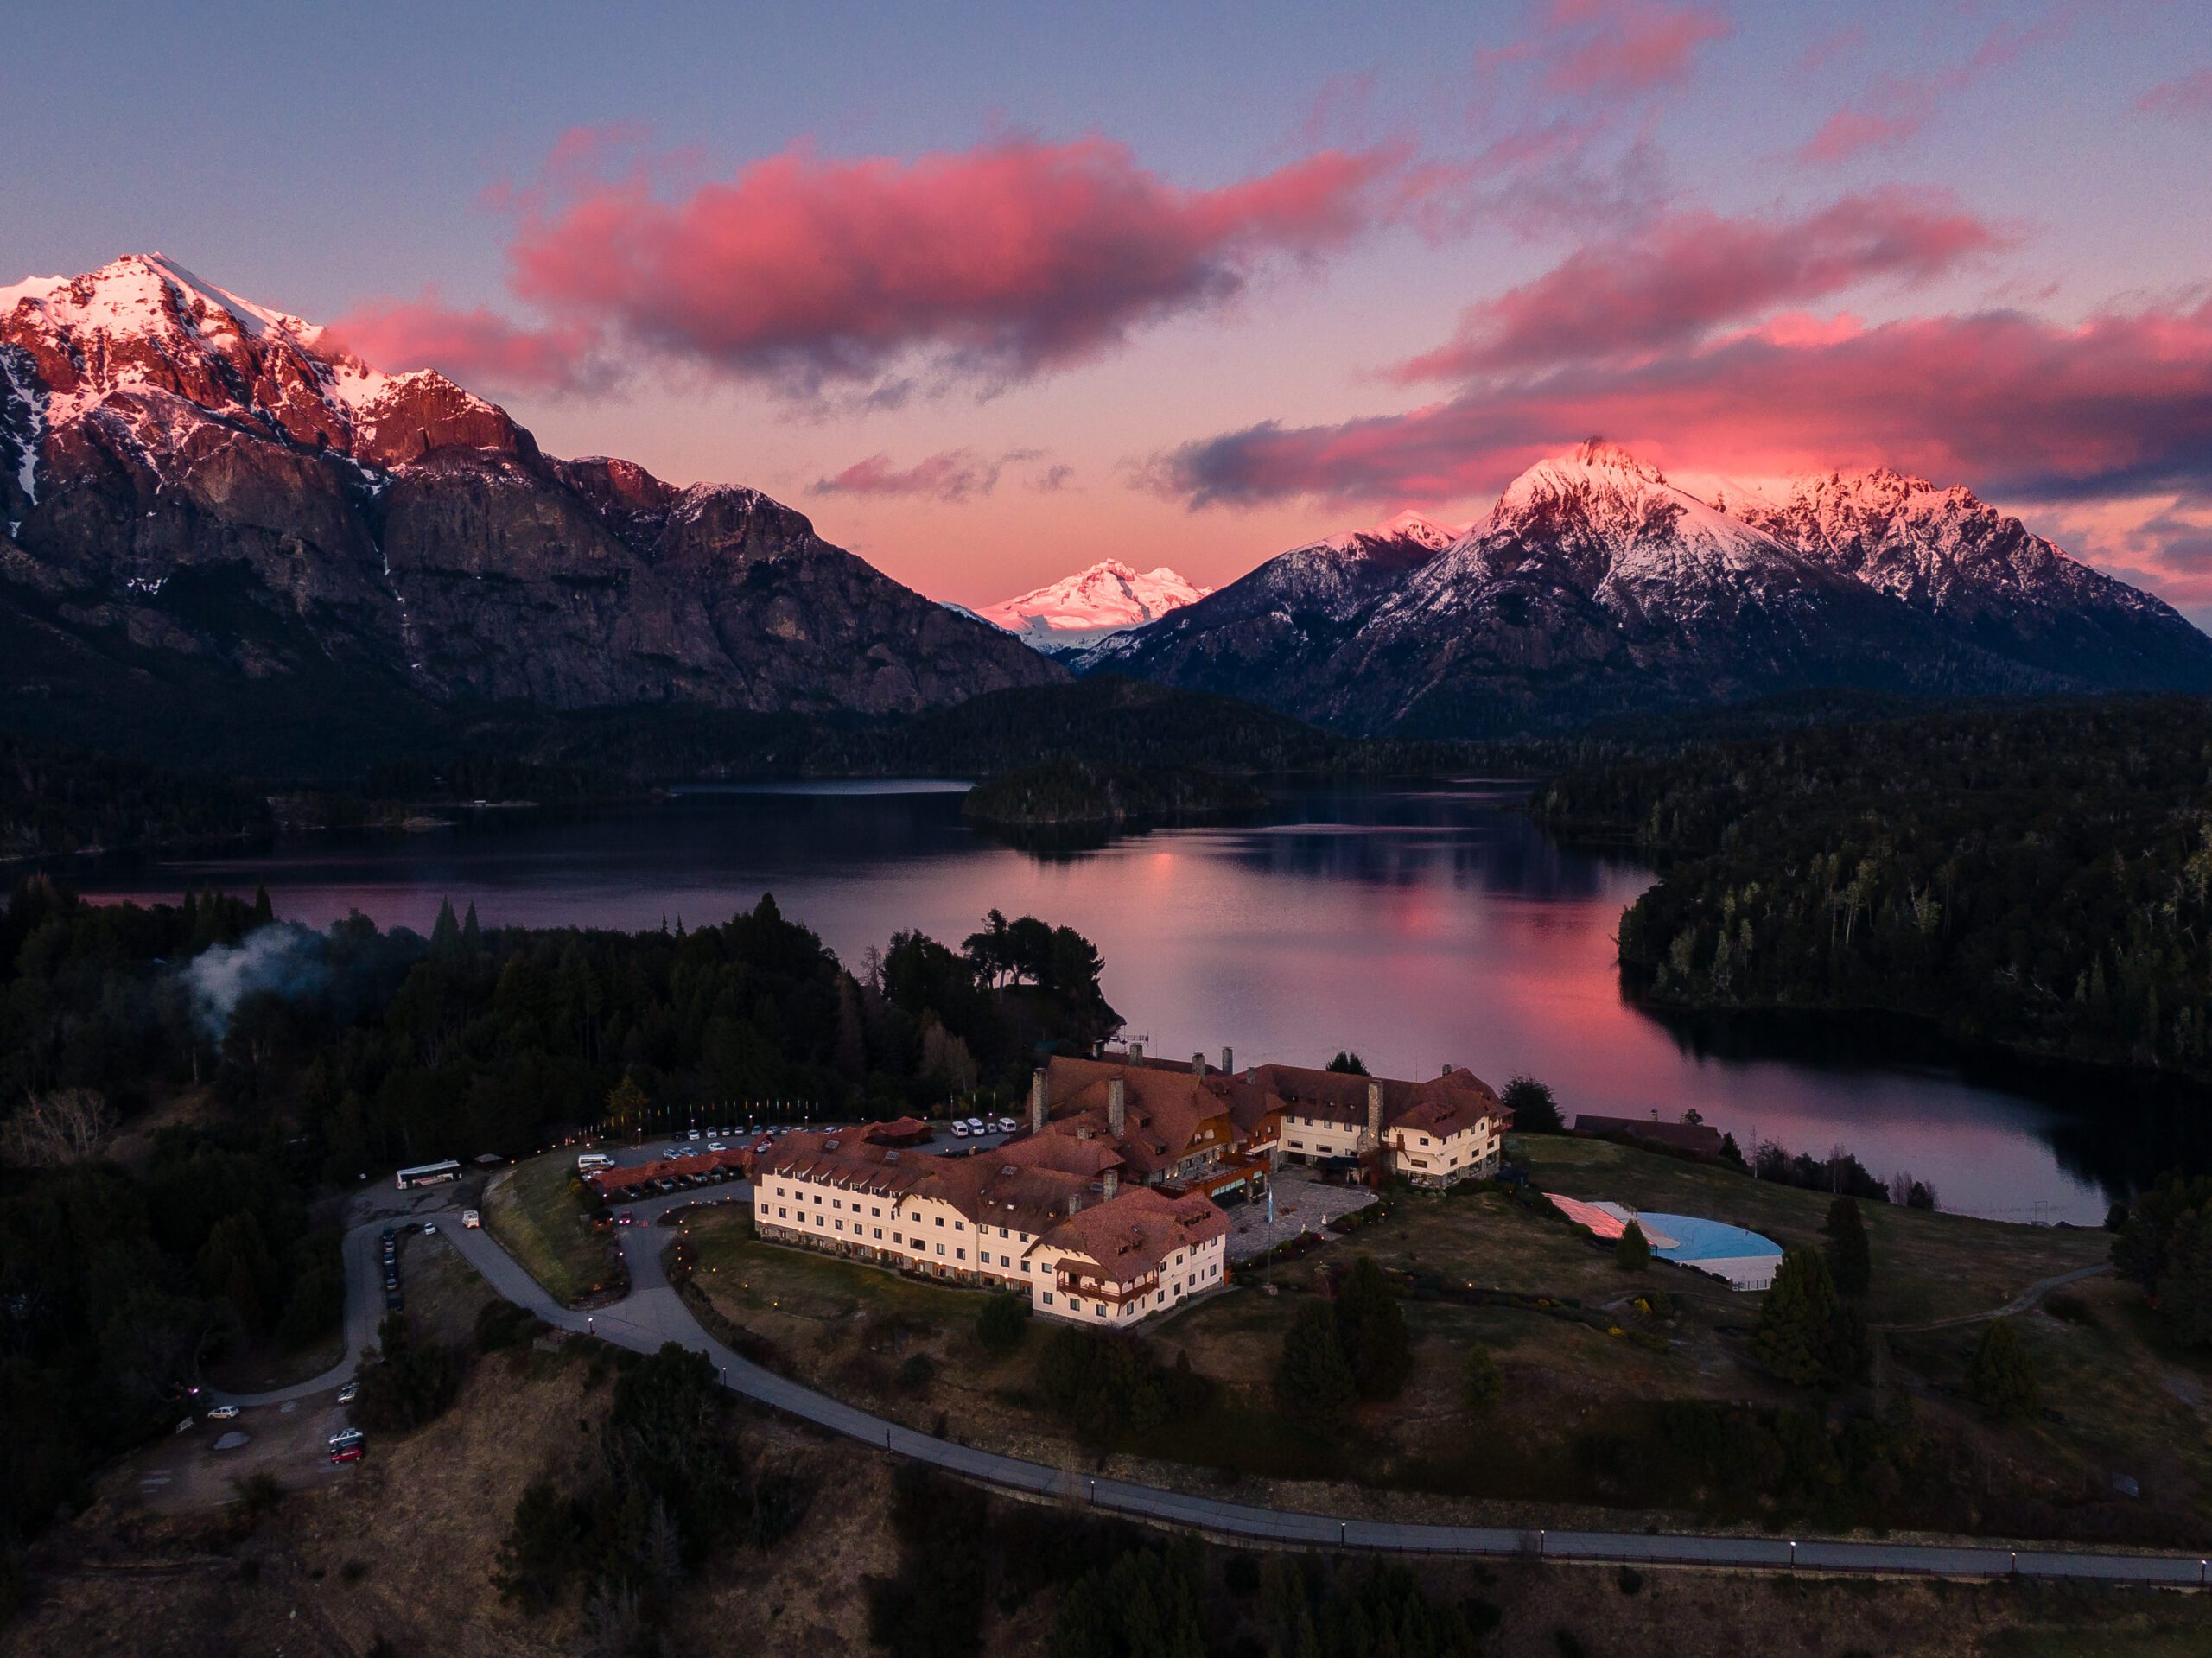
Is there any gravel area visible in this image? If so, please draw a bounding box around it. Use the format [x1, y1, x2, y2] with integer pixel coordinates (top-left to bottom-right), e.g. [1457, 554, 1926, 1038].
[1224, 1169, 1378, 1261]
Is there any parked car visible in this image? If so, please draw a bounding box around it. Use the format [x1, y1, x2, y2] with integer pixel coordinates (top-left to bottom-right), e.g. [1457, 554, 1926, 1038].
[664, 1147, 683, 1159]
[385, 1290, 404, 1311]
[379, 1228, 395, 1244]
[706, 1140, 726, 1153]
[950, 1121, 971, 1137]
[423, 1222, 437, 1235]
[688, 1129, 702, 1140]
[964, 1116, 988, 1134]
[337, 1382, 359, 1405]
[995, 1116, 1019, 1134]
[385, 1271, 399, 1291]
[462, 1209, 480, 1229]
[207, 1403, 240, 1421]
[330, 1442, 364, 1464]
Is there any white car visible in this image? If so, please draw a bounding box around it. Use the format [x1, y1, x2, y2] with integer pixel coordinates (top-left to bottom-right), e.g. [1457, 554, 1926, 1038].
[964, 1116, 988, 1134]
[705, 1141, 726, 1153]
[688, 1129, 702, 1140]
[462, 1209, 481, 1229]
[950, 1121, 971, 1137]
[207, 1403, 240, 1421]
[337, 1382, 359, 1405]
[423, 1221, 438, 1235]
[996, 1116, 1019, 1134]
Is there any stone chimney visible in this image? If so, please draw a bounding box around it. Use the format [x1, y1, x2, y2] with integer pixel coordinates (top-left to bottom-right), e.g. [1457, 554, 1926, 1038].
[1128, 1042, 1144, 1065]
[1029, 1067, 1048, 1133]
[1103, 1169, 1119, 1201]
[1221, 1046, 1234, 1075]
[1067, 1191, 1085, 1216]
[1441, 1062, 1456, 1077]
[1192, 1051, 1205, 1077]
[1108, 1077, 1127, 1137]
[1366, 1080, 1385, 1146]
[1244, 1066, 1255, 1083]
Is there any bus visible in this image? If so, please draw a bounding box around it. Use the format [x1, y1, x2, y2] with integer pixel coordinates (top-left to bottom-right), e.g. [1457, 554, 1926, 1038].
[395, 1159, 461, 1190]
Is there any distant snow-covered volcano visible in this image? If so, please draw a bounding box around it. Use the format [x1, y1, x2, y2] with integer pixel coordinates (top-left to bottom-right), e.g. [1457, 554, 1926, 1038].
[978, 560, 1211, 654]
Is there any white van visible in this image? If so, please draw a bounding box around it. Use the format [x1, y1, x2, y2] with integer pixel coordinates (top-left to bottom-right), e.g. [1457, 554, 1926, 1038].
[576, 1153, 615, 1172]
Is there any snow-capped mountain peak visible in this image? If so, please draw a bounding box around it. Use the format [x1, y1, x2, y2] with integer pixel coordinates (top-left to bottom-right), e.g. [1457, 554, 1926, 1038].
[978, 561, 1211, 653]
[1321, 508, 1467, 554]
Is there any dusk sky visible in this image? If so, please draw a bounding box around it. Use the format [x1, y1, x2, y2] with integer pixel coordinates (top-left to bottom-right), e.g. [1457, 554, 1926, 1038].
[7, 0, 2210, 616]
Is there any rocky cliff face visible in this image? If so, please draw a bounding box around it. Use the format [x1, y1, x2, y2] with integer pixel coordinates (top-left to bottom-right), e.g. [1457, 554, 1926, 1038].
[1090, 443, 2212, 737]
[0, 255, 1059, 766]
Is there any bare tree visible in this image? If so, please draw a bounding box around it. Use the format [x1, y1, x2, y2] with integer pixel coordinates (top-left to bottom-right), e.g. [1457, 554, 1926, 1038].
[2, 1088, 116, 1166]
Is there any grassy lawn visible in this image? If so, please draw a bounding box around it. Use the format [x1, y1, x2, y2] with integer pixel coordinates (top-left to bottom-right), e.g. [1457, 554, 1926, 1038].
[1510, 1134, 2112, 1326]
[482, 1153, 620, 1307]
[672, 1153, 2209, 1540]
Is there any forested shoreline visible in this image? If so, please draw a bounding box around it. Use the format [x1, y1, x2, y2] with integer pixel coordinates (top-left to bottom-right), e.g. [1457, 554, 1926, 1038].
[1539, 696, 2212, 1085]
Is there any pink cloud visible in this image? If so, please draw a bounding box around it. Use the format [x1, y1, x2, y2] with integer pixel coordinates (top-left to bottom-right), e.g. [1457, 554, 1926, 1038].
[326, 290, 601, 392]
[1391, 187, 2005, 377]
[810, 447, 1058, 503]
[811, 450, 1003, 502]
[2139, 69, 2212, 122]
[501, 134, 1404, 392]
[1536, 0, 1732, 98]
[1796, 10, 2074, 166]
[1160, 297, 2212, 511]
[331, 133, 1408, 399]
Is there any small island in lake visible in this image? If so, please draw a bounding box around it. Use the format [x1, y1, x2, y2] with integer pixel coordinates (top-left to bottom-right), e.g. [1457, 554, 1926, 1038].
[961, 761, 1268, 835]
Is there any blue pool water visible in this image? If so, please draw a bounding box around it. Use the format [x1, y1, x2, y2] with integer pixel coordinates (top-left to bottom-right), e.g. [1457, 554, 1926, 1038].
[1639, 1213, 1781, 1264]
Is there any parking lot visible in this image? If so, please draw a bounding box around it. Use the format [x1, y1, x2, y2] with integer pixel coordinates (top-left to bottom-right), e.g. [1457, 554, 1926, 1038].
[584, 1116, 1018, 1175]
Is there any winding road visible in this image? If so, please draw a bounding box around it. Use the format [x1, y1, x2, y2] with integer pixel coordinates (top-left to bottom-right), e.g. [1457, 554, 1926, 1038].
[219, 1178, 2211, 1589]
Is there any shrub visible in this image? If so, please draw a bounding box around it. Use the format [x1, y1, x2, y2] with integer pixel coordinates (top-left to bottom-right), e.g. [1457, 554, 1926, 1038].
[1614, 1221, 1651, 1273]
[476, 1298, 549, 1354]
[975, 1292, 1032, 1355]
[1461, 1343, 1503, 1413]
[895, 1354, 938, 1395]
[1617, 1565, 1644, 1595]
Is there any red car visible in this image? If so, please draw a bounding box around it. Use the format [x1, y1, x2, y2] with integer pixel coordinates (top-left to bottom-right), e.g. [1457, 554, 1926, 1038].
[617, 1209, 635, 1226]
[330, 1443, 364, 1464]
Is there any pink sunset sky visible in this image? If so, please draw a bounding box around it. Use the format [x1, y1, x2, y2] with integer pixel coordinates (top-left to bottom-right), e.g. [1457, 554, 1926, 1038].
[7, 0, 2211, 617]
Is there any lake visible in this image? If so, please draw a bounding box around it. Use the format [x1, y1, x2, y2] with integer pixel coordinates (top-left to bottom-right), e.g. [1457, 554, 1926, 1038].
[63, 779, 2127, 1223]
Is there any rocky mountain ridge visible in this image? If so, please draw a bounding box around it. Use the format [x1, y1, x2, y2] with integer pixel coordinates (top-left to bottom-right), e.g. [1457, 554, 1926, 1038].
[0, 254, 1059, 770]
[1087, 441, 2212, 737]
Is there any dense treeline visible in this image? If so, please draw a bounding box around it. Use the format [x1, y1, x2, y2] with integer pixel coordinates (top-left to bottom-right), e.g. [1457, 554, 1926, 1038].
[0, 734, 270, 860]
[1541, 696, 2212, 1081]
[961, 760, 1268, 833]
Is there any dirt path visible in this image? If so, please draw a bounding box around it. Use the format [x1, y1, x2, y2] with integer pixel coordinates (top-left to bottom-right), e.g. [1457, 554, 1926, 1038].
[1878, 1262, 2110, 1333]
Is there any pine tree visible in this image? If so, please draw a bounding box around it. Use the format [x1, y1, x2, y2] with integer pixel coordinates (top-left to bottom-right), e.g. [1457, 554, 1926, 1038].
[251, 884, 274, 925]
[1615, 1220, 1652, 1272]
[1751, 1247, 1844, 1387]
[1461, 1342, 1503, 1413]
[1274, 1300, 1356, 1426]
[1499, 1074, 1563, 1134]
[1822, 1196, 1872, 1297]
[1333, 1256, 1413, 1401]
[429, 897, 461, 957]
[461, 900, 482, 954]
[2157, 1204, 2212, 1349]
[1966, 1318, 2042, 1420]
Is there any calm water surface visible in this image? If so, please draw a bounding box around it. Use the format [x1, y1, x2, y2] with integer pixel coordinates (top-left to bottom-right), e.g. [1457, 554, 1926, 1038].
[67, 780, 2121, 1223]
